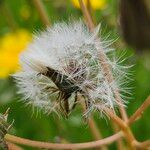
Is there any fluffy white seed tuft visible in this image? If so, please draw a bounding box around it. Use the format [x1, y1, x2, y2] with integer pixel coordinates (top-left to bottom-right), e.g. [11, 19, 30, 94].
[13, 21, 131, 116]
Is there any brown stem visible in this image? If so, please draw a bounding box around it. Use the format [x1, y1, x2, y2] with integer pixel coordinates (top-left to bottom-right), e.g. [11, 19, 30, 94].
[78, 0, 95, 31]
[111, 123, 125, 150]
[78, 1, 129, 149]
[134, 140, 150, 149]
[32, 0, 50, 26]
[80, 96, 108, 150]
[87, 0, 95, 26]
[5, 132, 122, 149]
[88, 117, 103, 140]
[103, 108, 136, 150]
[78, 0, 128, 122]
[128, 95, 150, 125]
[88, 117, 108, 150]
[80, 97, 103, 140]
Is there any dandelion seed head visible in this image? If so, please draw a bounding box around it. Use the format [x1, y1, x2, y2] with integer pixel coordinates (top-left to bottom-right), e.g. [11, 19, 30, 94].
[13, 21, 132, 117]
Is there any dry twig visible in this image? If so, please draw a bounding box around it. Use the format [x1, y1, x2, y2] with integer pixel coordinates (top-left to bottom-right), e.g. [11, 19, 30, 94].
[103, 108, 136, 150]
[78, 0, 128, 122]
[5, 132, 122, 149]
[128, 95, 150, 125]
[78, 0, 129, 149]
[80, 96, 108, 150]
[134, 140, 150, 149]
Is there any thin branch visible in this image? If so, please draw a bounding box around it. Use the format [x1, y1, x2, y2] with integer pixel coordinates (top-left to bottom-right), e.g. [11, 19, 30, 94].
[134, 140, 150, 149]
[103, 108, 126, 131]
[88, 117, 108, 150]
[32, 0, 50, 26]
[80, 97, 103, 140]
[80, 96, 108, 150]
[88, 117, 103, 140]
[103, 108, 136, 150]
[128, 95, 150, 125]
[5, 132, 122, 149]
[78, 1, 130, 149]
[111, 122, 125, 150]
[78, 0, 95, 31]
[86, 0, 95, 27]
[87, 0, 92, 18]
[78, 0, 128, 122]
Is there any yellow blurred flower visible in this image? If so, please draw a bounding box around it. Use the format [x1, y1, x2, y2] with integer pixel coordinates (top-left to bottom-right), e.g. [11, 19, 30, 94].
[71, 0, 107, 10]
[0, 30, 31, 78]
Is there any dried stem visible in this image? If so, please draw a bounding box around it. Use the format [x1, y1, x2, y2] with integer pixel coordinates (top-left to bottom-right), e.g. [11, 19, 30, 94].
[87, 0, 95, 26]
[80, 96, 108, 150]
[78, 0, 128, 122]
[103, 108, 136, 150]
[88, 116, 104, 140]
[111, 122, 125, 150]
[134, 140, 150, 149]
[32, 0, 50, 26]
[87, 0, 92, 17]
[78, 0, 95, 31]
[78, 1, 129, 149]
[76, 2, 104, 142]
[88, 117, 108, 150]
[128, 95, 150, 125]
[5, 132, 122, 149]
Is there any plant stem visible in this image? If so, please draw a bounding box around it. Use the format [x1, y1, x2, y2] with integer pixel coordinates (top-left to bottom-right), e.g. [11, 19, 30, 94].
[78, 0, 95, 31]
[5, 132, 122, 149]
[32, 0, 50, 26]
[88, 117, 108, 150]
[103, 108, 136, 150]
[88, 117, 103, 140]
[80, 96, 108, 150]
[128, 95, 150, 125]
[111, 123, 125, 150]
[78, 0, 128, 122]
[134, 140, 150, 149]
[87, 0, 95, 26]
[78, 1, 129, 149]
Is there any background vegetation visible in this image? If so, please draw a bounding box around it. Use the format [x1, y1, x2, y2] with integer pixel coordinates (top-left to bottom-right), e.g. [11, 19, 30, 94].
[0, 0, 150, 149]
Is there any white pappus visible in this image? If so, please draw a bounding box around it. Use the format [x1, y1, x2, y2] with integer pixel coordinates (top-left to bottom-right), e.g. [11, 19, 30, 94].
[13, 21, 131, 117]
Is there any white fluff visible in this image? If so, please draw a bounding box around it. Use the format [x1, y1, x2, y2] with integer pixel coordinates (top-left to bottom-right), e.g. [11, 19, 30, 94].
[14, 21, 130, 116]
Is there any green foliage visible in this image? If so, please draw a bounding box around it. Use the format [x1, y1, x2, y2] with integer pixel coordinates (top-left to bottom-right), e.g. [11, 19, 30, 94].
[0, 0, 150, 149]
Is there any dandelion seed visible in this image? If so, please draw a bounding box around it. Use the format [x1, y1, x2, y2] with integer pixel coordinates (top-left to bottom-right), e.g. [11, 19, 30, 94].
[13, 21, 131, 117]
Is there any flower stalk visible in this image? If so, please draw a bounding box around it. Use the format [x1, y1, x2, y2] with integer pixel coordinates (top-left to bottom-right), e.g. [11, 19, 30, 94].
[78, 0, 128, 122]
[103, 108, 136, 150]
[80, 96, 108, 150]
[77, 1, 137, 150]
[4, 100, 150, 150]
[5, 132, 122, 149]
[128, 95, 150, 125]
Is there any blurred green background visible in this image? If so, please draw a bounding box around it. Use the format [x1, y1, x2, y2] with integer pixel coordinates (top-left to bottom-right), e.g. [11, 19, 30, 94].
[0, 0, 150, 149]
